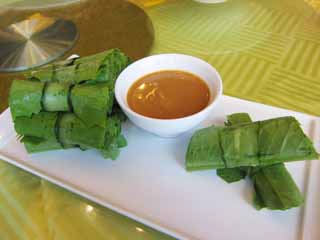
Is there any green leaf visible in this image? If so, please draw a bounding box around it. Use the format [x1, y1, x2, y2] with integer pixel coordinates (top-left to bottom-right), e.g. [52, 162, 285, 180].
[22, 136, 62, 153]
[9, 80, 44, 120]
[216, 167, 247, 183]
[42, 83, 70, 112]
[220, 123, 259, 168]
[116, 134, 127, 148]
[54, 65, 77, 84]
[225, 112, 252, 126]
[70, 83, 111, 127]
[220, 113, 304, 210]
[27, 65, 54, 82]
[186, 126, 225, 171]
[26, 49, 130, 86]
[217, 113, 253, 183]
[14, 112, 58, 140]
[259, 117, 318, 164]
[101, 143, 120, 160]
[58, 113, 106, 149]
[251, 164, 304, 210]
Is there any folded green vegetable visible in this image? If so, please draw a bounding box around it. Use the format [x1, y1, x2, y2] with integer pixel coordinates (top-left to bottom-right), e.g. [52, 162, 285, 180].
[10, 80, 113, 128]
[9, 80, 45, 120]
[218, 113, 304, 210]
[58, 113, 106, 149]
[22, 137, 63, 153]
[185, 126, 225, 171]
[42, 82, 70, 112]
[27, 49, 130, 85]
[217, 113, 252, 183]
[186, 117, 318, 171]
[14, 112, 59, 140]
[14, 112, 126, 159]
[251, 164, 304, 210]
[70, 83, 112, 127]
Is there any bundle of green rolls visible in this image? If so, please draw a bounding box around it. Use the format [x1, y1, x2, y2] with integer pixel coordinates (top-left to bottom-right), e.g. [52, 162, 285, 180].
[9, 49, 131, 160]
[186, 113, 319, 210]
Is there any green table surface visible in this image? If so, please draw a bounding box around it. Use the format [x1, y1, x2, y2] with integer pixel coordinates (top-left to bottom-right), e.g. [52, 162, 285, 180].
[0, 0, 320, 239]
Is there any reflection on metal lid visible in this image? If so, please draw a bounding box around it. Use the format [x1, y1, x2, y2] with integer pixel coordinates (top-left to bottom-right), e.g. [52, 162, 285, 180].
[0, 13, 78, 72]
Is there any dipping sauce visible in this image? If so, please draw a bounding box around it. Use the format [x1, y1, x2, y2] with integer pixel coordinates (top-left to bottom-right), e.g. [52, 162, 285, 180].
[127, 70, 210, 119]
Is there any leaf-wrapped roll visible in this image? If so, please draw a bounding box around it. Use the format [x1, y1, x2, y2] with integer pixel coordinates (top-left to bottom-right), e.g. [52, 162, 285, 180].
[42, 83, 70, 112]
[9, 80, 45, 120]
[22, 137, 63, 153]
[14, 112, 58, 140]
[217, 113, 304, 210]
[251, 164, 304, 210]
[58, 113, 106, 149]
[26, 49, 130, 85]
[186, 126, 225, 171]
[70, 83, 111, 127]
[186, 116, 318, 170]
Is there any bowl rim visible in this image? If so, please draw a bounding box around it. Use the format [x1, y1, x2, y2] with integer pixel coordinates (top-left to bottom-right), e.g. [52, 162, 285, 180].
[115, 53, 223, 123]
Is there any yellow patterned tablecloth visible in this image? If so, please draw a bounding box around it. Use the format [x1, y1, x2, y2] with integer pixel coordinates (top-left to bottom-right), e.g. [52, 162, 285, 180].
[148, 0, 320, 116]
[1, 1, 320, 240]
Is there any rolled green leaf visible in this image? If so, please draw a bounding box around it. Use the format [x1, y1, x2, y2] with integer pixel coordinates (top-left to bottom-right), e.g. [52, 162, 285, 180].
[100, 116, 127, 160]
[94, 49, 131, 88]
[14, 112, 58, 140]
[58, 113, 106, 149]
[251, 164, 304, 210]
[216, 167, 248, 183]
[42, 83, 70, 112]
[217, 113, 304, 210]
[217, 113, 252, 183]
[71, 83, 111, 127]
[22, 136, 62, 153]
[186, 117, 318, 170]
[54, 65, 77, 84]
[220, 123, 259, 168]
[225, 112, 252, 126]
[9, 80, 45, 120]
[27, 49, 130, 85]
[186, 126, 225, 171]
[26, 65, 54, 82]
[259, 117, 317, 164]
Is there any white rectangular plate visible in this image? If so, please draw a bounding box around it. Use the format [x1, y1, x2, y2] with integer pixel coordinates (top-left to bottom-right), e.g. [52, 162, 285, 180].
[0, 95, 319, 240]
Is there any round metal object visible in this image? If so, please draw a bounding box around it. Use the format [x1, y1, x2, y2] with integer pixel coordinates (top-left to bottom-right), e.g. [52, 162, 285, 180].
[0, 13, 78, 72]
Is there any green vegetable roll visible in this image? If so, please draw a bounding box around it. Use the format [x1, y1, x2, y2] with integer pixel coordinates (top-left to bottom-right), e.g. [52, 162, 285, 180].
[27, 65, 54, 82]
[27, 49, 130, 85]
[14, 112, 58, 140]
[43, 83, 70, 112]
[71, 83, 111, 127]
[251, 164, 304, 210]
[259, 117, 317, 164]
[95, 49, 131, 87]
[217, 113, 304, 210]
[217, 113, 252, 183]
[75, 61, 100, 84]
[54, 65, 77, 84]
[220, 123, 259, 168]
[186, 117, 318, 170]
[101, 116, 126, 160]
[216, 167, 248, 183]
[9, 80, 45, 120]
[22, 136, 62, 153]
[58, 113, 106, 149]
[186, 126, 225, 171]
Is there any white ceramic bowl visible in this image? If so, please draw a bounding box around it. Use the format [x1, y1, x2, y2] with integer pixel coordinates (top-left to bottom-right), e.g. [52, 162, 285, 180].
[115, 54, 223, 137]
